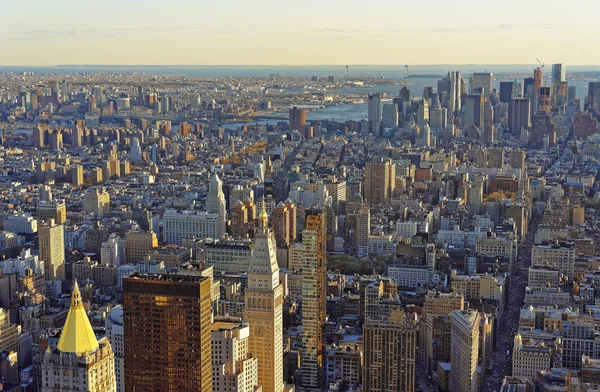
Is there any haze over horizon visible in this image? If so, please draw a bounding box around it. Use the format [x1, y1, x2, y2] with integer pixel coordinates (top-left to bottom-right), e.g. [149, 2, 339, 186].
[4, 0, 600, 66]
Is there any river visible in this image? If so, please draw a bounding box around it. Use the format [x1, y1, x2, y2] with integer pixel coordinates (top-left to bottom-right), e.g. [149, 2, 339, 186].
[225, 78, 593, 128]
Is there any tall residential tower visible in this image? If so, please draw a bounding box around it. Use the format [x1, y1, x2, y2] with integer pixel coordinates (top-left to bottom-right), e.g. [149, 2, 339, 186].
[299, 210, 327, 391]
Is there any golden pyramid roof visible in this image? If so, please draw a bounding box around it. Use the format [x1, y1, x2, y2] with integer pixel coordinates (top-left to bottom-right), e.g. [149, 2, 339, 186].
[57, 281, 99, 355]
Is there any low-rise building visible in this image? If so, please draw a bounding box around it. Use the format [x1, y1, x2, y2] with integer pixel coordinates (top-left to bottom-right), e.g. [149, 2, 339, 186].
[531, 241, 575, 280]
[528, 266, 560, 288]
[325, 344, 362, 386]
[512, 334, 553, 380]
[524, 287, 571, 307]
[1, 249, 44, 275]
[387, 264, 429, 289]
[3, 214, 37, 234]
[203, 239, 253, 275]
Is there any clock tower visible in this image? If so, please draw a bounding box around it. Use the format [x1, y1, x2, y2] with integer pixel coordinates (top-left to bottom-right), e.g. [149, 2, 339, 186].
[245, 205, 284, 392]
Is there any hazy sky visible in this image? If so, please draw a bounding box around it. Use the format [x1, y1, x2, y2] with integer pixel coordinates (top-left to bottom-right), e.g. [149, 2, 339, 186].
[3, 0, 599, 65]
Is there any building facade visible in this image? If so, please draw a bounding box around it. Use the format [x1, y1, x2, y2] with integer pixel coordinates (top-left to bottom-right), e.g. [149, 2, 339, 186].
[363, 308, 418, 392]
[244, 206, 284, 392]
[39, 219, 65, 281]
[450, 309, 480, 392]
[123, 274, 213, 392]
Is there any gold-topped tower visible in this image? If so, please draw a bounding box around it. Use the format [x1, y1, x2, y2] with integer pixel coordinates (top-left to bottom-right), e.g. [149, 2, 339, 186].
[41, 282, 116, 392]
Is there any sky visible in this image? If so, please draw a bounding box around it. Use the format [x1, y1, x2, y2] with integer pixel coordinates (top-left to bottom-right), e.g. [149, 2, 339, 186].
[3, 0, 600, 66]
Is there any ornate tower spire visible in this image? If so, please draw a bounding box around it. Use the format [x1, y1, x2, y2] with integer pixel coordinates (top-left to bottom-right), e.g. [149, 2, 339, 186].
[258, 202, 268, 233]
[57, 281, 99, 355]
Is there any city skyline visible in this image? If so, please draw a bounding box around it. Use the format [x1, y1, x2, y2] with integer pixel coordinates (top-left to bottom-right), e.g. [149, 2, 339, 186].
[3, 3, 600, 389]
[3, 0, 600, 65]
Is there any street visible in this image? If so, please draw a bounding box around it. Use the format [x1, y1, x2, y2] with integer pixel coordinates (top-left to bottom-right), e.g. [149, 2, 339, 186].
[482, 214, 540, 391]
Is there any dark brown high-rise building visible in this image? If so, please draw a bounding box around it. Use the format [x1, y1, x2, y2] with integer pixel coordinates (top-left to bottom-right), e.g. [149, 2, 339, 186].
[123, 273, 212, 392]
[272, 202, 290, 247]
[573, 112, 599, 139]
[364, 158, 396, 207]
[272, 200, 297, 248]
[534, 67, 543, 111]
[538, 87, 551, 113]
[229, 201, 249, 239]
[289, 106, 307, 131]
[530, 111, 556, 149]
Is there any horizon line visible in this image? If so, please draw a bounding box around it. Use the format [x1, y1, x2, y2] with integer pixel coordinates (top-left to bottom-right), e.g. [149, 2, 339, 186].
[0, 63, 596, 68]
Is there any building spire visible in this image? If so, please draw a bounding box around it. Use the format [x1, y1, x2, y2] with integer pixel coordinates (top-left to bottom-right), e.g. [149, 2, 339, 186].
[259, 202, 268, 232]
[71, 280, 83, 308]
[57, 281, 99, 355]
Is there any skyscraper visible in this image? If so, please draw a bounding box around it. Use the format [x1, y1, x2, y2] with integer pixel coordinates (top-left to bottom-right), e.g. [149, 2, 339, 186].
[530, 111, 556, 149]
[588, 82, 600, 110]
[568, 85, 577, 106]
[417, 98, 429, 130]
[381, 103, 399, 129]
[299, 210, 327, 391]
[123, 273, 213, 392]
[429, 94, 448, 130]
[533, 67, 543, 112]
[422, 291, 464, 372]
[499, 81, 514, 103]
[470, 72, 493, 98]
[368, 93, 382, 135]
[556, 81, 568, 107]
[538, 87, 551, 113]
[207, 174, 227, 237]
[508, 98, 531, 133]
[244, 205, 284, 392]
[450, 71, 463, 116]
[355, 206, 370, 258]
[363, 308, 418, 392]
[524, 77, 535, 103]
[464, 94, 484, 127]
[289, 106, 307, 131]
[151, 143, 158, 164]
[450, 309, 480, 392]
[39, 218, 65, 281]
[551, 63, 566, 106]
[364, 158, 396, 207]
[129, 137, 142, 163]
[33, 126, 45, 149]
[272, 201, 292, 248]
[437, 73, 452, 108]
[510, 149, 526, 172]
[42, 282, 117, 391]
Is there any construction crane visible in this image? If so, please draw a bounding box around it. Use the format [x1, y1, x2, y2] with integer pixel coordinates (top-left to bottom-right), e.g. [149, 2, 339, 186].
[536, 58, 544, 69]
[536, 58, 547, 86]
